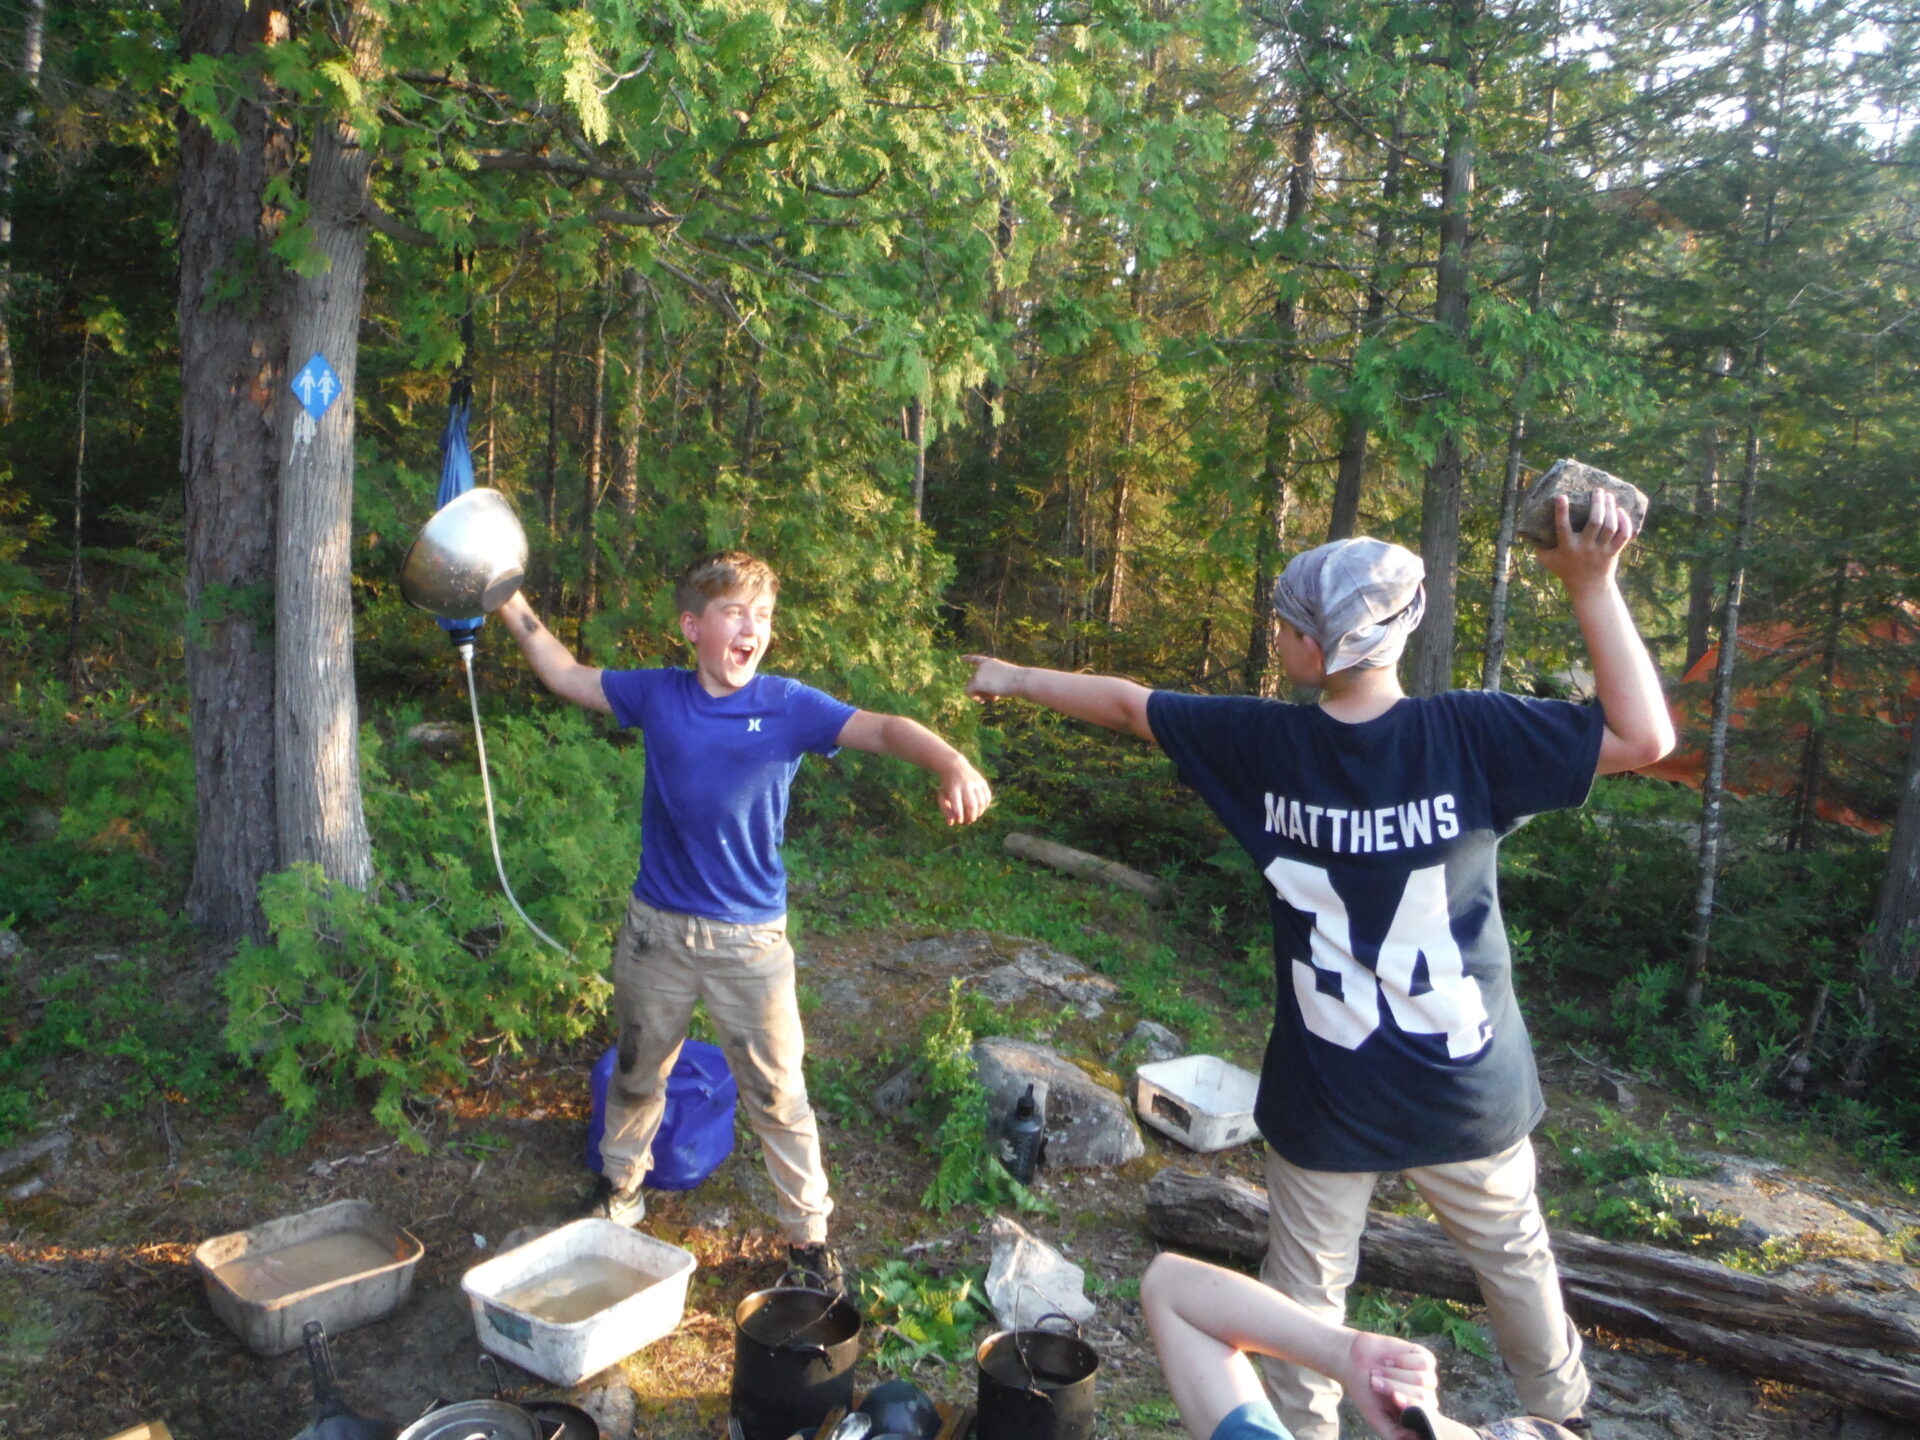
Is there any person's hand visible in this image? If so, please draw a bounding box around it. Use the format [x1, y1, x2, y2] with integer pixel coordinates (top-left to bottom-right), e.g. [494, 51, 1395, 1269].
[1530, 489, 1633, 598]
[1341, 1331, 1439, 1440]
[964, 655, 1024, 702]
[937, 756, 994, 826]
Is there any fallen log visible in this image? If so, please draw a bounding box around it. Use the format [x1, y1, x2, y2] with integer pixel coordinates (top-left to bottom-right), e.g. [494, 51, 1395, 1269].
[1144, 1168, 1920, 1423]
[1004, 832, 1168, 907]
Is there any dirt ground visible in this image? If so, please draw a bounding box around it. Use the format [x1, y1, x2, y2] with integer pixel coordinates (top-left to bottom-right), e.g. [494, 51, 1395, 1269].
[0, 927, 1912, 1440]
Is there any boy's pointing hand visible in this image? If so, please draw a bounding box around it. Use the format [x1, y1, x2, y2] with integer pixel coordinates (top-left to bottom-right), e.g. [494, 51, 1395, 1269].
[964, 654, 1022, 701]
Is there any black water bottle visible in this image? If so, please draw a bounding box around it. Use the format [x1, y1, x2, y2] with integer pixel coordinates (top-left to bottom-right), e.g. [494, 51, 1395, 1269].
[999, 1083, 1046, 1184]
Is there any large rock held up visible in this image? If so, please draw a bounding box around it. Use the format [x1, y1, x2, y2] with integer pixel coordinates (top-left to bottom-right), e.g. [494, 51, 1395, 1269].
[1516, 458, 1649, 548]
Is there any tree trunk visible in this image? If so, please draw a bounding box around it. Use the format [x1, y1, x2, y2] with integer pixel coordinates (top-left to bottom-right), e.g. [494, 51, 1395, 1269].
[1328, 78, 1408, 544]
[1406, 0, 1480, 698]
[1482, 27, 1558, 693]
[907, 393, 926, 522]
[577, 260, 610, 651]
[63, 330, 91, 690]
[1685, 358, 1730, 673]
[614, 266, 646, 558]
[1244, 103, 1316, 697]
[178, 0, 287, 945]
[1684, 418, 1762, 1011]
[1685, 0, 1786, 1012]
[1481, 409, 1527, 693]
[536, 291, 564, 597]
[0, 0, 45, 421]
[1870, 701, 1920, 984]
[273, 0, 377, 891]
[1787, 563, 1847, 851]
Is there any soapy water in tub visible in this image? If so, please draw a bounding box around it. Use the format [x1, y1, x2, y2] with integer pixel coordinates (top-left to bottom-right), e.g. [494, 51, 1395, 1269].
[213, 1230, 402, 1304]
[495, 1255, 660, 1325]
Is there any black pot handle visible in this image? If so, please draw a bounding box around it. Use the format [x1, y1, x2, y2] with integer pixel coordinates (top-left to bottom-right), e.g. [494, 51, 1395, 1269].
[1026, 1312, 1080, 1338]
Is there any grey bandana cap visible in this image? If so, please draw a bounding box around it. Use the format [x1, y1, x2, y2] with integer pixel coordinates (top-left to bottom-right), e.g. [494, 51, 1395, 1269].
[1271, 538, 1426, 674]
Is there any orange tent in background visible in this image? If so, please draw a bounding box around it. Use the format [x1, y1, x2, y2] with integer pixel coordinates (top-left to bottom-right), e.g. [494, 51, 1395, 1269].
[1638, 613, 1919, 835]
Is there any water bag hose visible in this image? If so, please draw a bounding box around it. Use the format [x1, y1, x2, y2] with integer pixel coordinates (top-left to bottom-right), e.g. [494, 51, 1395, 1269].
[459, 642, 567, 955]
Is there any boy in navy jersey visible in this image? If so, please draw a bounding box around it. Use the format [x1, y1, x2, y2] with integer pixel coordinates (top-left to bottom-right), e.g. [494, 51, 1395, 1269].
[499, 552, 991, 1285]
[966, 493, 1672, 1439]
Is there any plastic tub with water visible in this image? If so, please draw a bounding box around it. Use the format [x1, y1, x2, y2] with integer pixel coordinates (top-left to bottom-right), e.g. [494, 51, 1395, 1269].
[462, 1217, 696, 1385]
[193, 1198, 423, 1355]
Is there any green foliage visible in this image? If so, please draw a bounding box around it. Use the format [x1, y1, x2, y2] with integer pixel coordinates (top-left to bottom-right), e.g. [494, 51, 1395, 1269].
[916, 980, 1048, 1215]
[859, 1258, 990, 1371]
[0, 686, 193, 931]
[1539, 1113, 1739, 1250]
[219, 707, 640, 1144]
[0, 953, 236, 1147]
[1346, 1287, 1491, 1360]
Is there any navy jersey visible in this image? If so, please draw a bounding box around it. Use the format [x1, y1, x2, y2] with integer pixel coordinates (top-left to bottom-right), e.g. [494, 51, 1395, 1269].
[601, 669, 856, 924]
[1147, 689, 1604, 1171]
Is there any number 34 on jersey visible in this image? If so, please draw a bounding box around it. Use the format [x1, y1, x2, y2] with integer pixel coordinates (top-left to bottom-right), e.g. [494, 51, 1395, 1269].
[1264, 855, 1493, 1059]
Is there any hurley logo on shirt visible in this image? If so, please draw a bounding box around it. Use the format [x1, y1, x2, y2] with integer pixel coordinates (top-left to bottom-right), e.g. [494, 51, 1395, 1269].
[747, 718, 763, 731]
[1263, 791, 1460, 854]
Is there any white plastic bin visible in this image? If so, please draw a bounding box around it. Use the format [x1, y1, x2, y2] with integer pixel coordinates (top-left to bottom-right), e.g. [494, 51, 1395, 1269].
[1134, 1055, 1260, 1152]
[461, 1217, 696, 1385]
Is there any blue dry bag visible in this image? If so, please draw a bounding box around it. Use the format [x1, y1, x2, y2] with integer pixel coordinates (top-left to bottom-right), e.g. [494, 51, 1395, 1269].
[585, 1039, 737, 1190]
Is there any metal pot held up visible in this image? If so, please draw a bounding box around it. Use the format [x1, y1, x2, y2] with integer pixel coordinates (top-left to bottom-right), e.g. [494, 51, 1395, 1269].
[399, 488, 529, 618]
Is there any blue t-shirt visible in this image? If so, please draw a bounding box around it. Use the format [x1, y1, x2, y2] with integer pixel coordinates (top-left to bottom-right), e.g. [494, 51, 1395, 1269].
[1147, 689, 1604, 1171]
[601, 669, 857, 924]
[1210, 1400, 1293, 1440]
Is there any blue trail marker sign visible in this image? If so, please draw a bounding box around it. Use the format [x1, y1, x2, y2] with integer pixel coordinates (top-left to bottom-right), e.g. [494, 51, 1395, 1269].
[292, 352, 343, 419]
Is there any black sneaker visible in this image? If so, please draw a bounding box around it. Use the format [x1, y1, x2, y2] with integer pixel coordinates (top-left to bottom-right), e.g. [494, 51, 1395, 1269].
[582, 1175, 646, 1228]
[786, 1241, 848, 1295]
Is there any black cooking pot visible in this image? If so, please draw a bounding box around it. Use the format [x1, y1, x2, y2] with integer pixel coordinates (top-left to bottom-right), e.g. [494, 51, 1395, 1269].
[730, 1274, 863, 1440]
[975, 1313, 1099, 1440]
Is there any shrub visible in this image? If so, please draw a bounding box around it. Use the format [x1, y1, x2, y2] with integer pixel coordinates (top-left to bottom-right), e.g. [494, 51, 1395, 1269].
[221, 706, 642, 1143]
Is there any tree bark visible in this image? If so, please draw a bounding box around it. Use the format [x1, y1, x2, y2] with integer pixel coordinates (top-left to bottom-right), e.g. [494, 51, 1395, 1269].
[1406, 0, 1480, 699]
[178, 0, 287, 944]
[273, 0, 377, 891]
[0, 0, 45, 421]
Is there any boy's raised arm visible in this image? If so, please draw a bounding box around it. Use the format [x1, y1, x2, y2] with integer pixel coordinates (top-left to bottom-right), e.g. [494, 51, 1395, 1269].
[496, 592, 613, 714]
[1530, 490, 1676, 775]
[964, 657, 1157, 744]
[834, 710, 993, 826]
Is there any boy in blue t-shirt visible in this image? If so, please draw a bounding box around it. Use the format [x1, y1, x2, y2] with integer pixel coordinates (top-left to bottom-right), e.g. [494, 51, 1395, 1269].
[966, 493, 1673, 1439]
[498, 552, 991, 1285]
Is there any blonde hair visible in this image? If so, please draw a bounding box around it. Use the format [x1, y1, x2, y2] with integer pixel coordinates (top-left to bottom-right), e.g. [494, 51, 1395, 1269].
[674, 551, 779, 615]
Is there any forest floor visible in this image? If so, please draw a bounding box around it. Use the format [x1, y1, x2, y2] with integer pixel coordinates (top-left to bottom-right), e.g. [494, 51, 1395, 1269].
[1, 922, 1915, 1440]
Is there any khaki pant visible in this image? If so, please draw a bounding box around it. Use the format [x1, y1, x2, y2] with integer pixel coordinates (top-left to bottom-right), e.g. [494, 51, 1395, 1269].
[1258, 1139, 1588, 1440]
[601, 895, 832, 1244]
